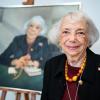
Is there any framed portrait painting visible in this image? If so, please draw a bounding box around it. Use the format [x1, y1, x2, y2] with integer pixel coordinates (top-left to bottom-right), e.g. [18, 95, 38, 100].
[0, 2, 81, 91]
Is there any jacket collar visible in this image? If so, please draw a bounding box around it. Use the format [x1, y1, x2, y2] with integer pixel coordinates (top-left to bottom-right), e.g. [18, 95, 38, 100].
[54, 54, 66, 77]
[81, 48, 97, 84]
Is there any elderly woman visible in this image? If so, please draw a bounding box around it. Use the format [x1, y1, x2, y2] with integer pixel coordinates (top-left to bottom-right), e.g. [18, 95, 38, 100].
[41, 12, 100, 100]
[0, 16, 56, 70]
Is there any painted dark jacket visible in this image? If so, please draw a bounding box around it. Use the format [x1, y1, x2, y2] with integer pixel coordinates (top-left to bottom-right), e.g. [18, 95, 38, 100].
[0, 35, 60, 69]
[41, 48, 100, 100]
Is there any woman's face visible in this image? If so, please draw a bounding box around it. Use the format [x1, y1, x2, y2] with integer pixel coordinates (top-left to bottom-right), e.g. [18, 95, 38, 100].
[59, 16, 89, 57]
[26, 22, 42, 41]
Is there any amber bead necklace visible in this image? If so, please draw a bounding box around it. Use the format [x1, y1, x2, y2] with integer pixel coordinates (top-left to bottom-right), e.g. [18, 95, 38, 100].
[65, 57, 86, 100]
[65, 57, 86, 82]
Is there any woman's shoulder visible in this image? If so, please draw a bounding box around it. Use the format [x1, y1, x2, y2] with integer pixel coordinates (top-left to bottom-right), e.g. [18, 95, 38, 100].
[13, 35, 26, 41]
[14, 34, 25, 39]
[94, 54, 100, 64]
[44, 54, 66, 72]
[46, 54, 66, 63]
[95, 53, 100, 58]
[87, 48, 100, 57]
[36, 36, 48, 46]
[38, 36, 47, 41]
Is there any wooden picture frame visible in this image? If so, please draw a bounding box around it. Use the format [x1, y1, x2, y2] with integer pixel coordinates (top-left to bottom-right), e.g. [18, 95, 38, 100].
[23, 0, 34, 5]
[0, 3, 81, 91]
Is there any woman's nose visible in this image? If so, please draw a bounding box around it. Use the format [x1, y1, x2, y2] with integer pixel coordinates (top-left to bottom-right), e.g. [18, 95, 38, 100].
[31, 27, 35, 31]
[69, 34, 77, 42]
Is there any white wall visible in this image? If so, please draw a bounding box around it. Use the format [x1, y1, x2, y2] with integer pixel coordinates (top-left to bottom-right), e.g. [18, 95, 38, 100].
[0, 0, 23, 5]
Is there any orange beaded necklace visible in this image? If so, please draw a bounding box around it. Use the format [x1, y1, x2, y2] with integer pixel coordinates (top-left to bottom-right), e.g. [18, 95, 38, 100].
[65, 57, 86, 82]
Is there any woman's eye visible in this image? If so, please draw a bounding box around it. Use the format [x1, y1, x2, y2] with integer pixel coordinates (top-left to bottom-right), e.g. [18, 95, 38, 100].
[62, 31, 69, 34]
[30, 24, 33, 27]
[36, 26, 40, 29]
[77, 31, 86, 37]
[77, 32, 85, 35]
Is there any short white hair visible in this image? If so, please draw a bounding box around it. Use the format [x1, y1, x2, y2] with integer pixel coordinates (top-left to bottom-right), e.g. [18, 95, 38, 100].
[48, 11, 99, 47]
[24, 16, 47, 35]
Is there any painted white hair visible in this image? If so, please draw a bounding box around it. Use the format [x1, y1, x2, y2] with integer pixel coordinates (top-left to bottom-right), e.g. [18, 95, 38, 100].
[24, 16, 47, 35]
[48, 11, 99, 47]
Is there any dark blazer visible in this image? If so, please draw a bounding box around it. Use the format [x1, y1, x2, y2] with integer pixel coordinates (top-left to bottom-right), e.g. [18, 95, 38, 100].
[0, 35, 60, 69]
[41, 48, 100, 100]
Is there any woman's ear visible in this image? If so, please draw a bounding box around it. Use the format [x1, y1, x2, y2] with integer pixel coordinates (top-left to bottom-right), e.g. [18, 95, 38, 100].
[86, 38, 91, 48]
[58, 38, 61, 47]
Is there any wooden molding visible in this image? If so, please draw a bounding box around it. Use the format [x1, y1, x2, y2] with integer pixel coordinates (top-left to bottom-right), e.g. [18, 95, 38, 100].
[23, 0, 34, 5]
